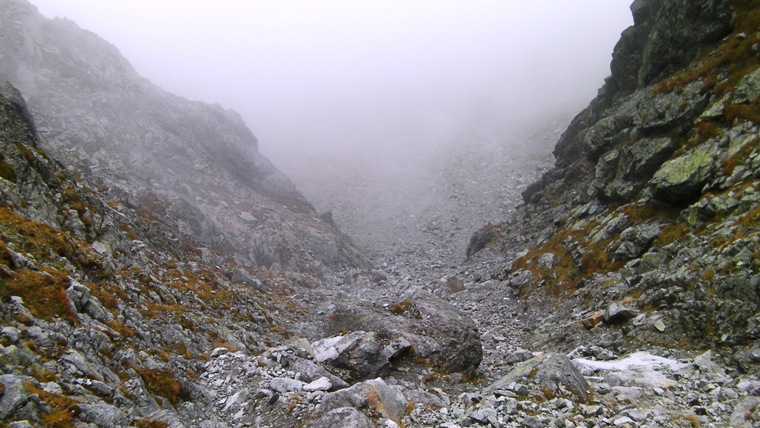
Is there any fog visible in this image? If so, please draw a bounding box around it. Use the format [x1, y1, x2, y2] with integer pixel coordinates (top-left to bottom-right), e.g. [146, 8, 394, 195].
[30, 1, 632, 162]
[30, 1, 633, 257]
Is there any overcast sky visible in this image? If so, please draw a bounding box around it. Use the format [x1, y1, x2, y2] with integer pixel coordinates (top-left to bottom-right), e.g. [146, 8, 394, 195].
[29, 1, 633, 165]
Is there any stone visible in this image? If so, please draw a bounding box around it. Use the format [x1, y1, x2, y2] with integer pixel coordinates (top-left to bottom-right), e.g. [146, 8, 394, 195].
[613, 416, 634, 426]
[486, 353, 590, 402]
[283, 355, 349, 391]
[694, 350, 723, 374]
[470, 406, 498, 424]
[303, 377, 332, 392]
[77, 403, 130, 427]
[729, 397, 760, 428]
[604, 302, 636, 324]
[210, 347, 230, 358]
[1, 327, 20, 344]
[650, 142, 719, 202]
[322, 378, 409, 425]
[312, 331, 392, 382]
[433, 275, 466, 296]
[269, 377, 304, 393]
[308, 407, 375, 428]
[506, 349, 535, 364]
[0, 375, 30, 419]
[326, 291, 482, 376]
[580, 311, 605, 329]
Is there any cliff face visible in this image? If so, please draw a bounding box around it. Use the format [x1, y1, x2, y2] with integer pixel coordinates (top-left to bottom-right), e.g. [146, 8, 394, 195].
[0, 0, 369, 276]
[471, 0, 760, 353]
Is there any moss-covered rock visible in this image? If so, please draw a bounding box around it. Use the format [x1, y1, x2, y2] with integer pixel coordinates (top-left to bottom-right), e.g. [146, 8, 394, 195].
[650, 142, 720, 202]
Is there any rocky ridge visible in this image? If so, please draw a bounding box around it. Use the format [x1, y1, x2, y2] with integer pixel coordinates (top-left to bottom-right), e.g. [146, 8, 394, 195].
[0, 0, 368, 277]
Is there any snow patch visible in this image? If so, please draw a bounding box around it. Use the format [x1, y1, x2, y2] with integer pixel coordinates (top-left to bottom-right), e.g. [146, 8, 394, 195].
[572, 351, 686, 388]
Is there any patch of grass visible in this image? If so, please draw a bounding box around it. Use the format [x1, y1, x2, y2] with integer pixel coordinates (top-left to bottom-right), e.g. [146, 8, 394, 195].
[132, 420, 169, 428]
[724, 97, 760, 125]
[24, 382, 81, 428]
[0, 154, 16, 183]
[0, 268, 76, 322]
[133, 366, 191, 406]
[119, 224, 139, 240]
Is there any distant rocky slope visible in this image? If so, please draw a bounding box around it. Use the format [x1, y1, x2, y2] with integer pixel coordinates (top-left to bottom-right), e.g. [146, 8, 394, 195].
[470, 0, 760, 355]
[0, 0, 368, 277]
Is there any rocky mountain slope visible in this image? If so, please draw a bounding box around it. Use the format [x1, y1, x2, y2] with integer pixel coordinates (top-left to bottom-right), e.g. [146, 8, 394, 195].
[0, 0, 368, 277]
[469, 0, 760, 353]
[1, 0, 760, 427]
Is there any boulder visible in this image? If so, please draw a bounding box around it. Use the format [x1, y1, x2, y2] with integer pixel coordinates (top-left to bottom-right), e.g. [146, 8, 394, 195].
[431, 275, 466, 297]
[312, 331, 397, 382]
[650, 142, 719, 202]
[728, 396, 760, 428]
[308, 407, 375, 428]
[604, 302, 636, 324]
[326, 291, 482, 377]
[321, 378, 409, 424]
[281, 354, 349, 391]
[486, 353, 590, 402]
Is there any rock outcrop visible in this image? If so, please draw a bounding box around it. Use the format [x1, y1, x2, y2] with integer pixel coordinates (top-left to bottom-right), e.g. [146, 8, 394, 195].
[0, 0, 368, 277]
[471, 0, 760, 354]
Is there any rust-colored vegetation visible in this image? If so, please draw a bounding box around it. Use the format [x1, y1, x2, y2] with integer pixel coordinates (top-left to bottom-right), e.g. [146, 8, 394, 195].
[133, 366, 191, 406]
[653, 0, 760, 97]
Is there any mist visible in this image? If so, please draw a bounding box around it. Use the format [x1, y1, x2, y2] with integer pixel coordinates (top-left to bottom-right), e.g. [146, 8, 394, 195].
[29, 0, 633, 256]
[30, 1, 631, 160]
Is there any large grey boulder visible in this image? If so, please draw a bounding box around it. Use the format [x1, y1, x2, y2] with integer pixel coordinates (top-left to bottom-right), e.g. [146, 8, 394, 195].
[321, 378, 409, 425]
[326, 291, 482, 377]
[650, 141, 720, 202]
[486, 353, 590, 402]
[308, 407, 375, 428]
[312, 331, 404, 382]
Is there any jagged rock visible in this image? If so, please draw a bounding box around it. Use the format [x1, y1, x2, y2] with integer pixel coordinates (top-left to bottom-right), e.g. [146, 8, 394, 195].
[312, 331, 395, 382]
[593, 137, 678, 200]
[67, 280, 113, 323]
[729, 397, 760, 428]
[604, 302, 636, 324]
[77, 404, 130, 427]
[269, 377, 304, 393]
[308, 407, 375, 428]
[506, 349, 535, 364]
[321, 378, 408, 425]
[0, 375, 29, 420]
[486, 353, 590, 402]
[650, 141, 720, 202]
[470, 406, 498, 425]
[580, 311, 605, 329]
[431, 275, 466, 297]
[326, 291, 482, 377]
[303, 377, 332, 392]
[282, 354, 349, 391]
